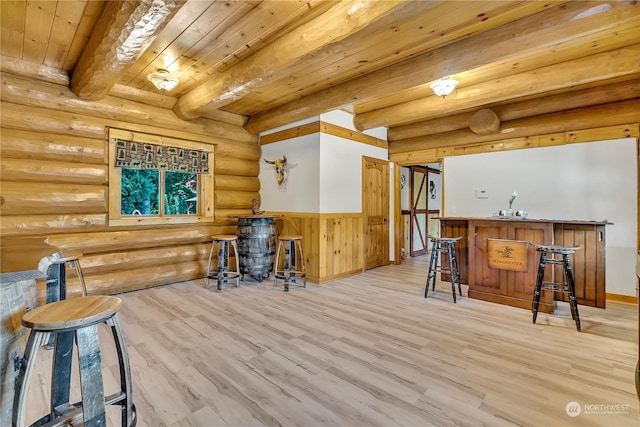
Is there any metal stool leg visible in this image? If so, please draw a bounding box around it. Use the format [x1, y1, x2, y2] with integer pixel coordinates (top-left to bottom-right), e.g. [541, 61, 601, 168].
[217, 241, 228, 292]
[298, 240, 307, 288]
[205, 241, 216, 289]
[450, 245, 462, 297]
[12, 332, 48, 427]
[70, 259, 87, 296]
[532, 250, 547, 324]
[563, 254, 581, 331]
[284, 241, 292, 292]
[107, 314, 136, 427]
[230, 240, 240, 287]
[447, 243, 457, 303]
[425, 240, 438, 298]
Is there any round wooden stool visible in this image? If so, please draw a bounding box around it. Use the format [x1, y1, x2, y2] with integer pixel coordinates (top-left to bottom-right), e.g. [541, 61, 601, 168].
[206, 235, 240, 292]
[532, 244, 582, 331]
[425, 236, 462, 303]
[12, 295, 136, 427]
[274, 235, 306, 292]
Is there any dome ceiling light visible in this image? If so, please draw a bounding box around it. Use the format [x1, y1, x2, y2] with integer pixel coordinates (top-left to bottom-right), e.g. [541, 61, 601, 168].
[147, 69, 179, 92]
[429, 76, 459, 98]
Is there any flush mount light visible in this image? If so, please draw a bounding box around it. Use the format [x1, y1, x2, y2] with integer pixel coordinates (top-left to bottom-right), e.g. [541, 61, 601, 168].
[147, 69, 179, 92]
[429, 76, 459, 98]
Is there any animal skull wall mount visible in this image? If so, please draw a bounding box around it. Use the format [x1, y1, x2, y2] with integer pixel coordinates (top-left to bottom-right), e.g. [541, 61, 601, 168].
[264, 155, 287, 185]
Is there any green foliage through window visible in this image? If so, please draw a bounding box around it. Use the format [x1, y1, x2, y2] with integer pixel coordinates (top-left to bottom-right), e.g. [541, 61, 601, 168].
[121, 169, 197, 216]
[164, 172, 198, 215]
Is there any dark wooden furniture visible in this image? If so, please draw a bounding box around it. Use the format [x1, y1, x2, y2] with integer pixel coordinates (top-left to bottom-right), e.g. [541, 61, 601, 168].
[532, 245, 582, 331]
[425, 236, 462, 303]
[13, 296, 136, 427]
[439, 217, 608, 313]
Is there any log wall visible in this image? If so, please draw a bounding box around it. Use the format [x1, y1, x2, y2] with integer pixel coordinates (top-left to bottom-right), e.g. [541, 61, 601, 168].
[0, 71, 260, 298]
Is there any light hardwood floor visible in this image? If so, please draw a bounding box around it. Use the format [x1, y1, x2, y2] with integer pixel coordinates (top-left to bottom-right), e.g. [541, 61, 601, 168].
[22, 256, 639, 426]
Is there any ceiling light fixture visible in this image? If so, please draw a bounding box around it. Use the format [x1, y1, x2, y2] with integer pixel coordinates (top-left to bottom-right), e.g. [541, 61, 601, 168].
[147, 69, 179, 92]
[429, 76, 459, 98]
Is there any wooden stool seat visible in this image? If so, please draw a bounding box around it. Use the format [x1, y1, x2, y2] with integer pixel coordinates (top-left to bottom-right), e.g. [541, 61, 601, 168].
[206, 235, 240, 292]
[22, 295, 120, 331]
[213, 235, 238, 241]
[274, 235, 306, 292]
[425, 236, 462, 303]
[532, 244, 582, 331]
[13, 296, 136, 427]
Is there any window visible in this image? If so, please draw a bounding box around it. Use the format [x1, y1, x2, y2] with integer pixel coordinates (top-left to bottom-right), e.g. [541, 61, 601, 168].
[108, 128, 214, 226]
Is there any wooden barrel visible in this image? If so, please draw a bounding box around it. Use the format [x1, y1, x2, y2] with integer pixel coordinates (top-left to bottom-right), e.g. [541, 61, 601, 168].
[0, 271, 41, 426]
[236, 217, 276, 281]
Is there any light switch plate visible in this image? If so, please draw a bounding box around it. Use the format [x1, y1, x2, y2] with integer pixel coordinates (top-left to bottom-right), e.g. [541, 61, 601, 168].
[476, 189, 488, 199]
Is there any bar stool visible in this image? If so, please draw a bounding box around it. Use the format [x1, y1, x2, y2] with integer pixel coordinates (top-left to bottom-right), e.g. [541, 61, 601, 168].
[12, 296, 136, 427]
[425, 236, 462, 303]
[206, 235, 240, 292]
[45, 255, 88, 301]
[274, 235, 306, 292]
[532, 244, 581, 331]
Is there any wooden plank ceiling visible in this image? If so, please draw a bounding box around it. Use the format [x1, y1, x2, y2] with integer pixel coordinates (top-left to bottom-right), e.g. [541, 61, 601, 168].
[1, 0, 638, 138]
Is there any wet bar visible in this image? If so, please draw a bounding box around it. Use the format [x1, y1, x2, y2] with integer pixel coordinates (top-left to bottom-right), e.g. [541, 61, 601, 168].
[439, 217, 609, 313]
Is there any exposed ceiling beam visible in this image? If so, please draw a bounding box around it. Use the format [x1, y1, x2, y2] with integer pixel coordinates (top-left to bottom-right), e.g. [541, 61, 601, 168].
[244, 0, 639, 133]
[70, 0, 185, 101]
[355, 44, 640, 130]
[388, 79, 640, 141]
[172, 0, 442, 120]
[388, 98, 640, 155]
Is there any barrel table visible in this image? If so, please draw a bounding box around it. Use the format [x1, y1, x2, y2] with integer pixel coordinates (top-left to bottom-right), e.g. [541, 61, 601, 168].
[235, 215, 279, 282]
[0, 270, 44, 426]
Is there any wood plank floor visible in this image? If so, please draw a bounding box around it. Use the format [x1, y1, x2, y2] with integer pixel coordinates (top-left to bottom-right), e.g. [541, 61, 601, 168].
[22, 256, 639, 426]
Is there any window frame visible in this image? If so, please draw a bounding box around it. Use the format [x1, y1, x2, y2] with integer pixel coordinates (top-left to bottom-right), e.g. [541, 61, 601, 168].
[108, 128, 214, 227]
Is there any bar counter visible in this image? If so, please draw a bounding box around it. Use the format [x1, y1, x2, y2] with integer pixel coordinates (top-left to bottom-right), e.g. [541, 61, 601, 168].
[438, 217, 609, 313]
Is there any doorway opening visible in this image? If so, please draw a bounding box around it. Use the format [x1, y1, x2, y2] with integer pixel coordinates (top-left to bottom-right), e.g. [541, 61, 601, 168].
[398, 162, 442, 261]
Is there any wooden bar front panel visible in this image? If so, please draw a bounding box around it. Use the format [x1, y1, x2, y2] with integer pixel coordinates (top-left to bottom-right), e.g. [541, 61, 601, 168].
[439, 218, 607, 313]
[439, 220, 468, 284]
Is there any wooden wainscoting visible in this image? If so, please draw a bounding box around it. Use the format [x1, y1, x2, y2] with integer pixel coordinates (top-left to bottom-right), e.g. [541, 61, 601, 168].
[270, 212, 364, 284]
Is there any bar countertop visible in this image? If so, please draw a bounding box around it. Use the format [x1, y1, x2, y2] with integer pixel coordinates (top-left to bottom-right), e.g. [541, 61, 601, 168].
[437, 216, 613, 225]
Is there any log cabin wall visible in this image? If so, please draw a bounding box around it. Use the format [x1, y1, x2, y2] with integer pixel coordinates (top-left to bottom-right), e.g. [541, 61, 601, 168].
[0, 70, 260, 298]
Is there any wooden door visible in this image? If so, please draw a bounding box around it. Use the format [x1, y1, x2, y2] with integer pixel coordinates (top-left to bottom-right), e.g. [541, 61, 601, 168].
[409, 166, 428, 256]
[362, 156, 389, 270]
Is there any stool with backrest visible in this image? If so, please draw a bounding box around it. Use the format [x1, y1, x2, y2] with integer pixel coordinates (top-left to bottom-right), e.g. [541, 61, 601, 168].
[425, 236, 463, 303]
[274, 235, 306, 292]
[12, 295, 136, 427]
[206, 235, 240, 292]
[532, 244, 582, 331]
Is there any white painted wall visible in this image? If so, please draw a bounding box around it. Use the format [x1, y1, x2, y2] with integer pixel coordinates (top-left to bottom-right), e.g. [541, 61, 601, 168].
[259, 110, 394, 259]
[444, 138, 637, 296]
[260, 136, 320, 212]
[319, 133, 387, 212]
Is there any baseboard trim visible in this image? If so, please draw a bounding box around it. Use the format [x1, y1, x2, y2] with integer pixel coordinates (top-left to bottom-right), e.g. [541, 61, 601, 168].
[606, 293, 638, 304]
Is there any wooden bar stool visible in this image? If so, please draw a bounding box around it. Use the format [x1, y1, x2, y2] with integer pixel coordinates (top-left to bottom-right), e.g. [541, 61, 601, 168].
[274, 235, 306, 292]
[45, 256, 88, 301]
[206, 235, 240, 292]
[425, 236, 462, 303]
[532, 244, 582, 331]
[12, 296, 136, 427]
